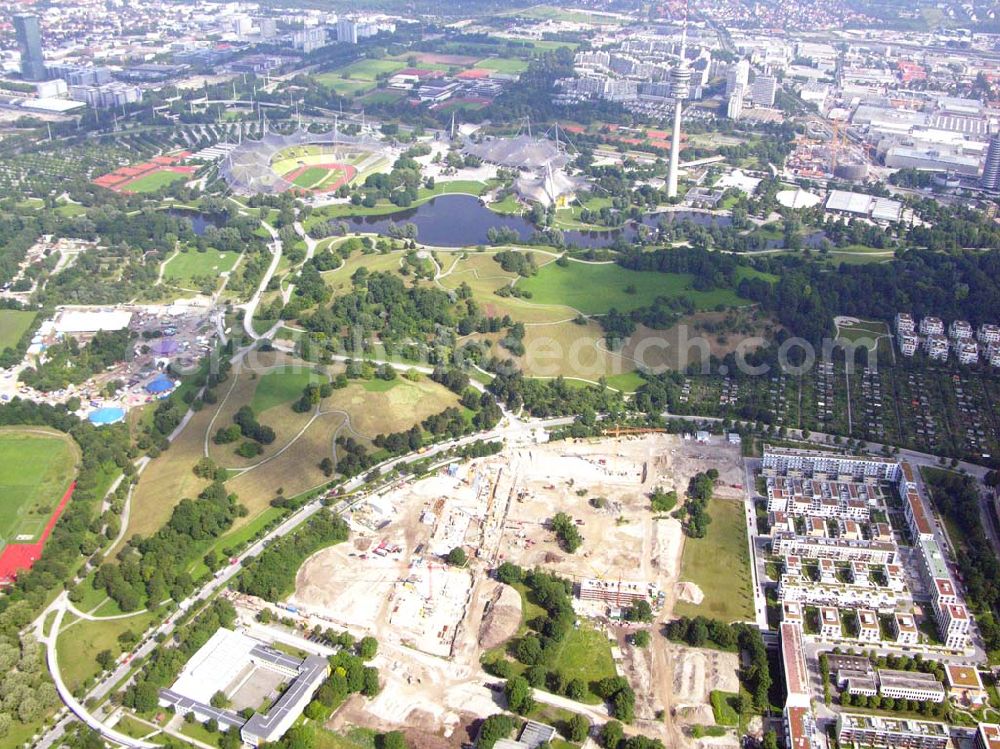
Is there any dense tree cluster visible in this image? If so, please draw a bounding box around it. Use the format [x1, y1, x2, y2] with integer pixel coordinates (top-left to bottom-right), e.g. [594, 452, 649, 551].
[742, 248, 1000, 343]
[19, 329, 131, 392]
[487, 366, 625, 417]
[96, 481, 244, 611]
[923, 469, 1000, 655]
[550, 512, 583, 553]
[493, 250, 537, 277]
[237, 511, 349, 600]
[486, 564, 638, 718]
[677, 471, 717, 538]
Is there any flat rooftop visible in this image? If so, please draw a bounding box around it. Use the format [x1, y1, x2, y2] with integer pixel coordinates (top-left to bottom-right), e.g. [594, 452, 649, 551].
[945, 664, 983, 690]
[781, 622, 810, 702]
[839, 712, 948, 737]
[878, 669, 944, 691]
[170, 627, 258, 704]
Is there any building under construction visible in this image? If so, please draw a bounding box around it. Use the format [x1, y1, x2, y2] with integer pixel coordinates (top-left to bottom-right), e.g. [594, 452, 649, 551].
[578, 577, 655, 605]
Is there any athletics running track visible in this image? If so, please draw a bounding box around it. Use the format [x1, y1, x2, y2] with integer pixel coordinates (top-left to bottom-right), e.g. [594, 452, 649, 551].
[0, 482, 76, 584]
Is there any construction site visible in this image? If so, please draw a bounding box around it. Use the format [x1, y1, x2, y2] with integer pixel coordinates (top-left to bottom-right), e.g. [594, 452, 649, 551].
[254, 434, 746, 745]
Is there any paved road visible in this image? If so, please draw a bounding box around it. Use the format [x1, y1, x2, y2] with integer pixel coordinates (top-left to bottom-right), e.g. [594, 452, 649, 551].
[241, 220, 283, 341]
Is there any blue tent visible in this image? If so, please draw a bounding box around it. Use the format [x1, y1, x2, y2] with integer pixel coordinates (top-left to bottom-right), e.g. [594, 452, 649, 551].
[145, 374, 174, 395]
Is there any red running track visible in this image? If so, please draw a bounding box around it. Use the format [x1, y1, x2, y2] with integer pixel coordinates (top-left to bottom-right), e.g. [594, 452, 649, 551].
[0, 481, 76, 585]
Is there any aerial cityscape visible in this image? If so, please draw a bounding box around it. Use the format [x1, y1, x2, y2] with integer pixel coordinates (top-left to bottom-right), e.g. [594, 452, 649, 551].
[1, 1, 1000, 748]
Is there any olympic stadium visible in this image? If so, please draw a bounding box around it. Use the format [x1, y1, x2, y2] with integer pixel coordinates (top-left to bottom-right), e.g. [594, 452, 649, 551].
[219, 127, 396, 196]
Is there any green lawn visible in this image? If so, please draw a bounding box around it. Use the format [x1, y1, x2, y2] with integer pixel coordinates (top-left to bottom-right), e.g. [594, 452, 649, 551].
[337, 59, 406, 80]
[312, 74, 377, 97]
[552, 197, 613, 230]
[55, 202, 87, 217]
[489, 194, 524, 215]
[123, 170, 187, 193]
[361, 378, 403, 393]
[674, 497, 755, 622]
[291, 166, 333, 188]
[548, 624, 617, 702]
[251, 369, 327, 413]
[0, 309, 36, 350]
[163, 248, 239, 286]
[484, 582, 616, 704]
[515, 262, 750, 315]
[0, 429, 78, 545]
[711, 690, 740, 726]
[313, 727, 378, 749]
[56, 609, 157, 693]
[475, 57, 530, 74]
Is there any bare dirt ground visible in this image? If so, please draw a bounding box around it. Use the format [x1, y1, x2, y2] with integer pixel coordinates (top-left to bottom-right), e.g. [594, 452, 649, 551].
[287, 435, 745, 746]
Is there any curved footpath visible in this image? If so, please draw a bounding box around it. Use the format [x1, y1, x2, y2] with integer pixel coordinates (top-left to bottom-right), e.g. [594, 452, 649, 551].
[43, 597, 158, 749]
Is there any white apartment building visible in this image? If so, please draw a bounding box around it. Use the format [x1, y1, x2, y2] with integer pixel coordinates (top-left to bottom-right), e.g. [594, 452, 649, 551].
[752, 74, 777, 107]
[837, 713, 949, 749]
[762, 447, 902, 483]
[899, 333, 919, 357]
[727, 87, 744, 119]
[783, 600, 804, 624]
[819, 606, 842, 638]
[784, 555, 803, 576]
[778, 574, 901, 611]
[924, 334, 949, 361]
[849, 561, 870, 585]
[772, 533, 897, 565]
[988, 343, 1000, 368]
[954, 339, 979, 365]
[920, 317, 945, 336]
[856, 608, 881, 643]
[765, 477, 872, 520]
[893, 612, 920, 645]
[883, 564, 907, 592]
[977, 323, 1000, 345]
[949, 319, 973, 340]
[726, 59, 750, 96]
[933, 599, 971, 650]
[903, 487, 934, 541]
[896, 313, 916, 335]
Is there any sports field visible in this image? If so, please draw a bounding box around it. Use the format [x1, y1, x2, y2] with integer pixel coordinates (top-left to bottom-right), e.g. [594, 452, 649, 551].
[515, 262, 751, 315]
[0, 429, 79, 546]
[475, 57, 530, 74]
[0, 309, 36, 350]
[120, 169, 189, 193]
[674, 497, 755, 622]
[286, 163, 357, 192]
[312, 74, 377, 97]
[336, 59, 407, 80]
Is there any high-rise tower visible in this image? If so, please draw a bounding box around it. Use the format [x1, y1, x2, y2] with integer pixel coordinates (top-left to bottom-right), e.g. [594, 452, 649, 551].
[14, 14, 46, 82]
[981, 132, 1000, 190]
[666, 23, 691, 198]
